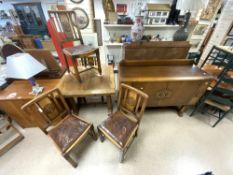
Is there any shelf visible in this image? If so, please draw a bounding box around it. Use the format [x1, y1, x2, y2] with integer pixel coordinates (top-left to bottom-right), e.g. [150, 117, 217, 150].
[104, 24, 180, 28]
[105, 43, 124, 47]
[191, 35, 204, 40]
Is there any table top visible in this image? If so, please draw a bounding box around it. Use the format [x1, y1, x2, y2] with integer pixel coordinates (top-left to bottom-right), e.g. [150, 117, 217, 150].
[0, 65, 115, 100]
[119, 64, 213, 82]
[57, 65, 115, 96]
[0, 79, 60, 101]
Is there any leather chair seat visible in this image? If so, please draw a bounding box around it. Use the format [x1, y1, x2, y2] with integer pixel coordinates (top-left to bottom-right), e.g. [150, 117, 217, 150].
[98, 111, 137, 148]
[48, 115, 89, 153]
[202, 64, 223, 77]
[63, 45, 98, 56]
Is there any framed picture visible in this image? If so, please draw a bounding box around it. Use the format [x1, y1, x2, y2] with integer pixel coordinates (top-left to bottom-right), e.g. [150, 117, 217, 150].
[70, 0, 83, 4]
[200, 0, 221, 20]
[193, 24, 208, 36]
[116, 4, 127, 14]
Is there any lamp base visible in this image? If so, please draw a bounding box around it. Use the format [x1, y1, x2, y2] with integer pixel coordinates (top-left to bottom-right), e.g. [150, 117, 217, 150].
[29, 84, 44, 95]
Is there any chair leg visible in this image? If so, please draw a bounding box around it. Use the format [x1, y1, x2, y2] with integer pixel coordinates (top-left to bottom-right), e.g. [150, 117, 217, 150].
[95, 49, 102, 75]
[89, 125, 97, 140]
[190, 102, 205, 117]
[97, 128, 105, 142]
[135, 128, 138, 137]
[120, 148, 127, 163]
[70, 56, 82, 82]
[63, 153, 78, 168]
[212, 111, 231, 127]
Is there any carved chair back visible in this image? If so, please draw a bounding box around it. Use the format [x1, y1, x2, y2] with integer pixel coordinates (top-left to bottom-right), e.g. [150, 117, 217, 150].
[1, 43, 24, 61]
[48, 10, 84, 45]
[117, 83, 148, 123]
[21, 88, 70, 132]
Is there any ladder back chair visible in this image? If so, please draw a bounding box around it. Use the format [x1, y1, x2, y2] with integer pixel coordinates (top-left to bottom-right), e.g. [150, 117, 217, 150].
[48, 10, 102, 82]
[98, 83, 148, 162]
[21, 88, 97, 167]
[190, 68, 233, 127]
[200, 45, 233, 80]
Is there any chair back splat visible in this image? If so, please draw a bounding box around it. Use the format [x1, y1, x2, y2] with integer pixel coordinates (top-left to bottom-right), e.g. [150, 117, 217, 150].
[1, 43, 24, 61]
[48, 10, 84, 44]
[21, 89, 70, 132]
[118, 83, 148, 123]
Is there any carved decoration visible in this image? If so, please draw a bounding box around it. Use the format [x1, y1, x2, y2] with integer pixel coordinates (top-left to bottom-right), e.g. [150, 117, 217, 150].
[155, 89, 172, 99]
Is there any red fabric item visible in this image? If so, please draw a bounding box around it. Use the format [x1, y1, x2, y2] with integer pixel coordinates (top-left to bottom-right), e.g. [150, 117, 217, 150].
[47, 18, 74, 66]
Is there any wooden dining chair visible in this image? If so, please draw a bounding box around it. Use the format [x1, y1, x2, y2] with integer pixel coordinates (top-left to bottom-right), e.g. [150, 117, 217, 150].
[21, 88, 97, 167]
[1, 43, 24, 62]
[48, 10, 102, 82]
[97, 83, 148, 162]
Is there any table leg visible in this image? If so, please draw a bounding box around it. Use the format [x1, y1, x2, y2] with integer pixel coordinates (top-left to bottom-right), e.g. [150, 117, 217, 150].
[96, 49, 102, 75]
[177, 106, 188, 117]
[66, 97, 80, 114]
[106, 95, 113, 114]
[63, 53, 70, 73]
[70, 56, 82, 82]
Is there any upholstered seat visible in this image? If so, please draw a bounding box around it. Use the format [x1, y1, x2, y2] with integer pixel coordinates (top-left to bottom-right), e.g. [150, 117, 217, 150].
[98, 111, 137, 148]
[48, 115, 90, 153]
[63, 45, 98, 56]
[202, 64, 223, 77]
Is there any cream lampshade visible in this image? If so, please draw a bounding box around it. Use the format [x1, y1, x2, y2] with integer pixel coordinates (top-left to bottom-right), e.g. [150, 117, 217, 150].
[6, 53, 46, 95]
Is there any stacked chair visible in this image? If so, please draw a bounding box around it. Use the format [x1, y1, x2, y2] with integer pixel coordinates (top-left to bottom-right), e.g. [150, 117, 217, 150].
[48, 10, 102, 82]
[190, 45, 233, 127]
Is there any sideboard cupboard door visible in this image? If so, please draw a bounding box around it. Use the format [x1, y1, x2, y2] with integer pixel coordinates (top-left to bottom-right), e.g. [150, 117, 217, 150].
[131, 81, 209, 107]
[132, 82, 167, 107]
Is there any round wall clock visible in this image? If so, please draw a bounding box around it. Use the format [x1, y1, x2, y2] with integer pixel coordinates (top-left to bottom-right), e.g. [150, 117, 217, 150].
[71, 7, 89, 29]
[70, 0, 83, 4]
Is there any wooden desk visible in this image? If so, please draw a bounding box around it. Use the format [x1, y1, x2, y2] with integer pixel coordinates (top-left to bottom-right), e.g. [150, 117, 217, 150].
[0, 79, 60, 128]
[119, 60, 213, 116]
[57, 65, 115, 114]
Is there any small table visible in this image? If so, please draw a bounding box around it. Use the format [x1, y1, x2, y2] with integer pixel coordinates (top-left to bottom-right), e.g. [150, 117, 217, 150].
[57, 65, 115, 114]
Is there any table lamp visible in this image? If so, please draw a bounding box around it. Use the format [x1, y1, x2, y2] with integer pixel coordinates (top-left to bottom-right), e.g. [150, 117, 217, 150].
[173, 0, 208, 41]
[6, 53, 46, 95]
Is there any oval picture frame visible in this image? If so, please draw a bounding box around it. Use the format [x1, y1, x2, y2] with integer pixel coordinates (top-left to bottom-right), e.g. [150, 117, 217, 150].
[71, 7, 89, 29]
[70, 0, 84, 4]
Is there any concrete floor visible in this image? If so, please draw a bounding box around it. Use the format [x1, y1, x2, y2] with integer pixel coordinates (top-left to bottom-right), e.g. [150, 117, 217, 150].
[0, 104, 233, 175]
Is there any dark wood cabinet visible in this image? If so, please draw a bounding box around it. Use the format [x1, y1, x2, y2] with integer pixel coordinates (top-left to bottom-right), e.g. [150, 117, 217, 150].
[13, 3, 48, 36]
[119, 60, 213, 114]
